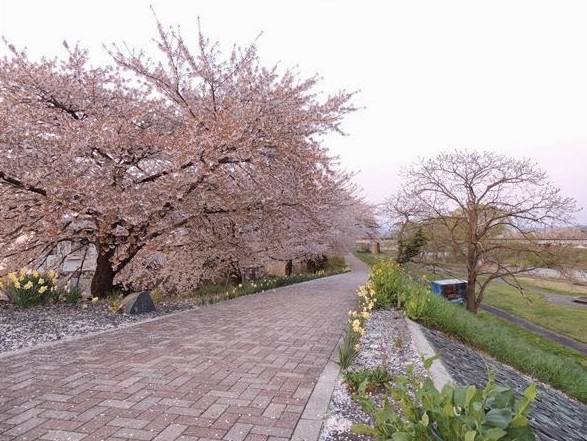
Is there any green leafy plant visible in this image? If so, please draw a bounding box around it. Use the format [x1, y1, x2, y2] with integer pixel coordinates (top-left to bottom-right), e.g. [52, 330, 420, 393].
[353, 365, 537, 441]
[187, 262, 349, 306]
[344, 367, 393, 393]
[2, 269, 59, 308]
[150, 288, 166, 303]
[338, 279, 380, 370]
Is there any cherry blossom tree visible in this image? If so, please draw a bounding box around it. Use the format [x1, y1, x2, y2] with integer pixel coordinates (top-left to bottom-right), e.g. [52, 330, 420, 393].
[0, 19, 371, 297]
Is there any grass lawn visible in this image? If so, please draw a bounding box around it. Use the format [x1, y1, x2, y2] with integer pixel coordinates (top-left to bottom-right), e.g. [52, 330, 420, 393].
[477, 310, 587, 365]
[354, 250, 394, 266]
[483, 282, 587, 345]
[515, 276, 587, 297]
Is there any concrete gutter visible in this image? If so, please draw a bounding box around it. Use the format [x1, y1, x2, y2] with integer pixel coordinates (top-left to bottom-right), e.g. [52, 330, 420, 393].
[406, 318, 453, 390]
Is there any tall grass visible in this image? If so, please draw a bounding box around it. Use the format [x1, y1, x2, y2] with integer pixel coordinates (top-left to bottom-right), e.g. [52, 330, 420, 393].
[419, 294, 587, 404]
[338, 324, 361, 370]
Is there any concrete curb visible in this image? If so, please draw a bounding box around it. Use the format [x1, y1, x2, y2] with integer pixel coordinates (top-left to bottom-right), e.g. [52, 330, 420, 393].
[291, 358, 340, 441]
[406, 318, 453, 390]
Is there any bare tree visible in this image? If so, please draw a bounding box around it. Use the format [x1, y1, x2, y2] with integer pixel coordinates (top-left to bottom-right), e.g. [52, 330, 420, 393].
[0, 18, 369, 297]
[383, 150, 577, 313]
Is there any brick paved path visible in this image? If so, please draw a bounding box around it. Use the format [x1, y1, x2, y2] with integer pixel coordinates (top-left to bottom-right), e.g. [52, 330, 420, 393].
[0, 256, 369, 441]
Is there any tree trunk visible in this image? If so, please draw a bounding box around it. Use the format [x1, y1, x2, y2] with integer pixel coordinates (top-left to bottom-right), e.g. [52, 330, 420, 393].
[285, 260, 293, 276]
[466, 275, 478, 313]
[227, 260, 242, 286]
[466, 237, 479, 313]
[91, 247, 116, 298]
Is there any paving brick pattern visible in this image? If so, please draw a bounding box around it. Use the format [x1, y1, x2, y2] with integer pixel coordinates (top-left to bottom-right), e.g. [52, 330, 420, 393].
[0, 257, 369, 441]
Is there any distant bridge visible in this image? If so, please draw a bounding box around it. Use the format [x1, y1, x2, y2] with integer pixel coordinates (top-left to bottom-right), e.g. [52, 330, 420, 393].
[357, 238, 587, 249]
[492, 238, 587, 248]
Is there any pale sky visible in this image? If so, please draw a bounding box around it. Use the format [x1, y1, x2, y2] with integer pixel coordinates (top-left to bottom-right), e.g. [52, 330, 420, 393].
[1, 0, 587, 223]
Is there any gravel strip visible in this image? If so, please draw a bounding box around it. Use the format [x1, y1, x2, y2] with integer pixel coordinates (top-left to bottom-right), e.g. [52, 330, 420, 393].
[0, 299, 198, 354]
[320, 309, 427, 441]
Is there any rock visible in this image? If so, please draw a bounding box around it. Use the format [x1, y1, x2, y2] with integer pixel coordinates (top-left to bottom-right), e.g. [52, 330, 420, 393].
[120, 291, 156, 315]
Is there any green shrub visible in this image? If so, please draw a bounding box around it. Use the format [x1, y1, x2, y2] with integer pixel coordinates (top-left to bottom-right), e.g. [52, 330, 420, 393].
[2, 269, 59, 308]
[353, 367, 537, 441]
[110, 291, 126, 312]
[59, 283, 83, 305]
[370, 259, 406, 309]
[403, 275, 433, 320]
[324, 255, 349, 273]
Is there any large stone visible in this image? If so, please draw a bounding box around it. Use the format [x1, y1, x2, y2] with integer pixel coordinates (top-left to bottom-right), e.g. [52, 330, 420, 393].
[120, 291, 156, 315]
